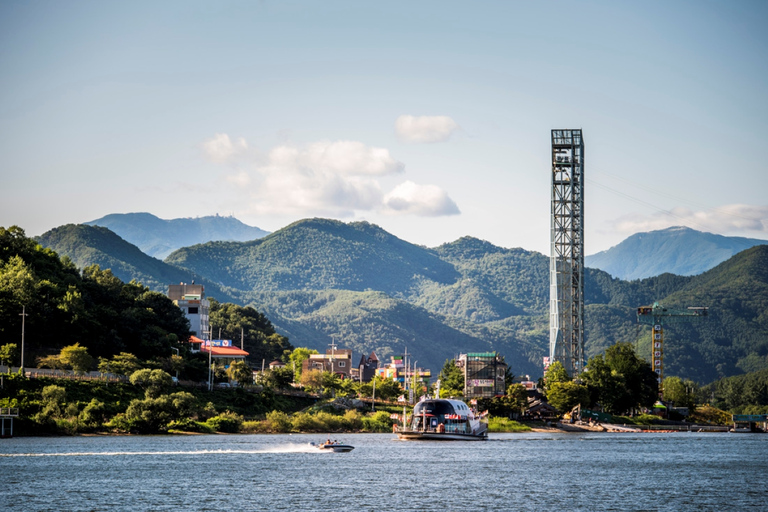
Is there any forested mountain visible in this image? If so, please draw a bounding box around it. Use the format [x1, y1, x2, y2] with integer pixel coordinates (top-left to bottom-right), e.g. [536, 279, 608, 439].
[36, 224, 239, 303]
[0, 226, 190, 362]
[86, 212, 269, 259]
[586, 226, 768, 280]
[33, 218, 768, 383]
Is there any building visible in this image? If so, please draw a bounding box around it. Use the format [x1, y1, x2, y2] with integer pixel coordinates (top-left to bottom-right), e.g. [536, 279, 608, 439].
[302, 349, 353, 378]
[188, 336, 249, 361]
[457, 352, 507, 398]
[376, 355, 431, 389]
[356, 351, 379, 382]
[168, 283, 210, 340]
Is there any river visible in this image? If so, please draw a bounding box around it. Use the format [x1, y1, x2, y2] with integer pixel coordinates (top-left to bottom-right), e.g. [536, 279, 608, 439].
[1, 432, 766, 511]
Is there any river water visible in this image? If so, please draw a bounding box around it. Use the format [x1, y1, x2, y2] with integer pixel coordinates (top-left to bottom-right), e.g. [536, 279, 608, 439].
[1, 432, 766, 511]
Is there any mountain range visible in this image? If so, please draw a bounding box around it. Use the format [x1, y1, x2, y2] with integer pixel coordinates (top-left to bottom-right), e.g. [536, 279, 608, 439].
[36, 217, 768, 383]
[85, 212, 269, 259]
[585, 226, 768, 280]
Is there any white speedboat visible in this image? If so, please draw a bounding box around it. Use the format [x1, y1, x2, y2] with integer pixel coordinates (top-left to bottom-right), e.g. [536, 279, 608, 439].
[395, 398, 488, 441]
[311, 441, 355, 452]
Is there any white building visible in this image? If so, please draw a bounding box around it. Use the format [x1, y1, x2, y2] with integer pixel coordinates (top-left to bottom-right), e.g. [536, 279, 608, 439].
[168, 283, 210, 340]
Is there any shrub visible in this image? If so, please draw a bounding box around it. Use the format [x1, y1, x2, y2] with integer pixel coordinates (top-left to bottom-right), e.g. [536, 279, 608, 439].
[488, 417, 531, 432]
[361, 410, 394, 432]
[168, 418, 214, 433]
[291, 412, 322, 432]
[265, 410, 292, 433]
[341, 409, 363, 431]
[206, 411, 243, 433]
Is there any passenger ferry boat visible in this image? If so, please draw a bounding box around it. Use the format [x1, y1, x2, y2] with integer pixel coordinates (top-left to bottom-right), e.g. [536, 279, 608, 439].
[395, 398, 488, 441]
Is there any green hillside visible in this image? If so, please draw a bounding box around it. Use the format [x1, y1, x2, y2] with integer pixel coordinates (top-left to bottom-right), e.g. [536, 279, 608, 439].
[33, 219, 768, 383]
[165, 218, 459, 295]
[37, 224, 239, 303]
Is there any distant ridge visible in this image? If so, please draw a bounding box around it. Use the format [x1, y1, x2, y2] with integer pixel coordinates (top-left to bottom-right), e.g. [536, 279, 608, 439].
[86, 212, 269, 259]
[586, 226, 768, 280]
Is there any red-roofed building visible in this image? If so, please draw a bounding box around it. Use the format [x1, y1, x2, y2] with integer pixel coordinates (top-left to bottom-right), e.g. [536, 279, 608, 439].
[188, 336, 248, 359]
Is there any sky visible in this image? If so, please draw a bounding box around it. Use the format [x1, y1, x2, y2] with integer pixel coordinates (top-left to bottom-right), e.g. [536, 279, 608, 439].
[1, 0, 767, 255]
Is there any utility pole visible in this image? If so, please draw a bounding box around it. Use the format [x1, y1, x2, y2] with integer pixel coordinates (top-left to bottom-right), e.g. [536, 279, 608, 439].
[208, 326, 213, 391]
[329, 336, 337, 375]
[637, 302, 708, 398]
[19, 306, 28, 372]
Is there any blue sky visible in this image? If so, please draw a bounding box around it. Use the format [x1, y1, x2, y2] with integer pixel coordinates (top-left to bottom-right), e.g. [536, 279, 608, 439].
[1, 0, 766, 254]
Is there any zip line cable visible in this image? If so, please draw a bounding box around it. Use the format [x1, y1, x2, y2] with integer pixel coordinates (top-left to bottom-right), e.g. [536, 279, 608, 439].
[589, 169, 758, 223]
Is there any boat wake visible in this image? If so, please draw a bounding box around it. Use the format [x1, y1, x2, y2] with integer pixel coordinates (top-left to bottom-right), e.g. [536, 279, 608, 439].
[0, 444, 327, 457]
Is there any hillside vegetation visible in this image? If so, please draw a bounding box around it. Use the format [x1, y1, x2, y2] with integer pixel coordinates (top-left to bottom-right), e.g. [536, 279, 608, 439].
[32, 218, 768, 382]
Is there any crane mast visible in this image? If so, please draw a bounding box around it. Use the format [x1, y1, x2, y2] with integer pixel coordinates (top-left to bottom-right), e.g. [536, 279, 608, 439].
[637, 302, 708, 397]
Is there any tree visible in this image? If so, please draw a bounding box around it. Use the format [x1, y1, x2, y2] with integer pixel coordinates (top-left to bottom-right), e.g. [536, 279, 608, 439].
[130, 369, 173, 398]
[663, 376, 698, 410]
[226, 360, 253, 387]
[547, 381, 590, 413]
[300, 369, 324, 391]
[289, 347, 319, 379]
[209, 299, 293, 364]
[437, 359, 464, 398]
[59, 343, 94, 374]
[544, 361, 570, 393]
[97, 352, 142, 376]
[506, 383, 529, 416]
[0, 343, 18, 368]
[582, 342, 658, 415]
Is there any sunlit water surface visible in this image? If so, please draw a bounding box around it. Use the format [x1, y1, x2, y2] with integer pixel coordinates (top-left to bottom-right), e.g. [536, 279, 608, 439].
[1, 432, 766, 511]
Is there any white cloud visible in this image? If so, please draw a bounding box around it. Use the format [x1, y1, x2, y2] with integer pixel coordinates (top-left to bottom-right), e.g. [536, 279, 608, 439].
[383, 180, 460, 217]
[202, 133, 248, 163]
[609, 204, 768, 236]
[206, 134, 460, 219]
[303, 140, 404, 175]
[395, 115, 458, 143]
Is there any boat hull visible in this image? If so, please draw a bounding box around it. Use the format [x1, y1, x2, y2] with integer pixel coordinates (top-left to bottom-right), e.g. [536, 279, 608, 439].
[315, 443, 355, 452]
[396, 429, 487, 441]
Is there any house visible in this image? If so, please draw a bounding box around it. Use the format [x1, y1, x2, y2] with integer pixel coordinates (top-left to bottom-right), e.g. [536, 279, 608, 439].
[168, 283, 210, 340]
[302, 348, 353, 378]
[356, 351, 379, 382]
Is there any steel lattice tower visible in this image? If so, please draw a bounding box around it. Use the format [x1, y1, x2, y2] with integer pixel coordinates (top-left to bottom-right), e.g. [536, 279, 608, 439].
[549, 129, 585, 377]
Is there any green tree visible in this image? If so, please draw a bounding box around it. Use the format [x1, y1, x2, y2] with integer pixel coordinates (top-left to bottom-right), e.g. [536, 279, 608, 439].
[582, 342, 658, 415]
[130, 369, 173, 398]
[437, 359, 464, 398]
[544, 361, 570, 393]
[663, 376, 698, 410]
[289, 347, 319, 379]
[226, 360, 253, 387]
[546, 381, 590, 413]
[97, 352, 142, 376]
[506, 383, 529, 416]
[79, 398, 107, 429]
[0, 343, 18, 368]
[38, 384, 67, 420]
[59, 343, 94, 374]
[209, 299, 293, 364]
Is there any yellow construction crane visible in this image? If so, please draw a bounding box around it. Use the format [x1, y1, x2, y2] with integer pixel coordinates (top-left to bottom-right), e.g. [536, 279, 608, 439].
[637, 302, 708, 397]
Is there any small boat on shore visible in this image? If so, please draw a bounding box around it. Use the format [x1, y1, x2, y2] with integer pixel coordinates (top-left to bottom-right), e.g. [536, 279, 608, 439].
[311, 440, 355, 452]
[395, 398, 488, 441]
